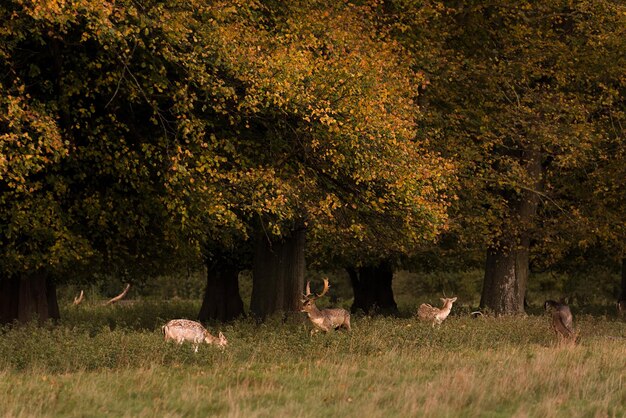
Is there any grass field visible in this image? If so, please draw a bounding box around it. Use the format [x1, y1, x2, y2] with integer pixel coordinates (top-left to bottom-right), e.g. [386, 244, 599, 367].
[1, 301, 625, 417]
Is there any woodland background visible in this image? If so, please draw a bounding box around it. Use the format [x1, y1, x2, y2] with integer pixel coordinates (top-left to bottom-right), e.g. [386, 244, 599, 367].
[1, 0, 625, 324]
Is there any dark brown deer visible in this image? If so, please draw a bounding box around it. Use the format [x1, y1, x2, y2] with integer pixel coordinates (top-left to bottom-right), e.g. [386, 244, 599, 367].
[301, 278, 351, 335]
[544, 300, 577, 344]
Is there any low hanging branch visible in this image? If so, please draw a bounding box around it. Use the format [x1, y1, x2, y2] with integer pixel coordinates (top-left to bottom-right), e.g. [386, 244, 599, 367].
[72, 290, 85, 306]
[71, 284, 131, 306]
[105, 283, 131, 305]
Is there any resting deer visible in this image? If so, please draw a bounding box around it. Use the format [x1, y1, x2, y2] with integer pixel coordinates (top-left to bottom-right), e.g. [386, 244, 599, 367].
[418, 297, 457, 326]
[301, 278, 351, 335]
[162, 319, 228, 352]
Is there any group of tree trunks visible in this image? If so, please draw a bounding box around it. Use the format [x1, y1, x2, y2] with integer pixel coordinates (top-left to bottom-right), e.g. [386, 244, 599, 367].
[197, 228, 398, 322]
[4, 249, 626, 325]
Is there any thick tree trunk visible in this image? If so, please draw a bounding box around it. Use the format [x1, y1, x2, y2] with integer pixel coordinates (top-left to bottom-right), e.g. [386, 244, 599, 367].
[480, 149, 542, 315]
[0, 271, 60, 325]
[198, 263, 245, 322]
[250, 228, 306, 319]
[480, 245, 528, 315]
[348, 260, 398, 315]
[0, 275, 20, 324]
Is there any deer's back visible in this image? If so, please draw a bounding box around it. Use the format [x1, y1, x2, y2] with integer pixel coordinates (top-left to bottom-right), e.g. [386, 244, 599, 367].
[322, 308, 350, 326]
[163, 319, 206, 342]
[418, 303, 438, 320]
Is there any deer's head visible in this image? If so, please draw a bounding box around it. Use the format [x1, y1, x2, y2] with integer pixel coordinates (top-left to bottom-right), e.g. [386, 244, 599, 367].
[440, 297, 457, 308]
[301, 278, 330, 313]
[205, 331, 228, 348]
[544, 300, 560, 311]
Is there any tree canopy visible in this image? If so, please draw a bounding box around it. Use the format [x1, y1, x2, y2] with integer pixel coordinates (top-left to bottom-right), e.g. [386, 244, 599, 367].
[1, 0, 624, 322]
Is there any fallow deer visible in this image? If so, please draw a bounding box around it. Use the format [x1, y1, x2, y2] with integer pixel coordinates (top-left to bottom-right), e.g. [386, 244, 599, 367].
[301, 278, 351, 335]
[544, 300, 577, 344]
[418, 297, 457, 326]
[162, 319, 228, 352]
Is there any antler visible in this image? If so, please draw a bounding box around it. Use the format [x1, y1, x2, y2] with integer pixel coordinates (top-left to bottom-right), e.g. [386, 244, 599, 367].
[302, 278, 330, 301]
[316, 278, 330, 299]
[73, 290, 84, 306]
[105, 283, 131, 305]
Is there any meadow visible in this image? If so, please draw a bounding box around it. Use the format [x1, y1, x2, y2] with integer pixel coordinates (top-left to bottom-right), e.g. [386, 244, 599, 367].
[1, 299, 625, 418]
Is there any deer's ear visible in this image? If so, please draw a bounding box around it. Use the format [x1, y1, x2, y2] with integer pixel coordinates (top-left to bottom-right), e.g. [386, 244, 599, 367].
[440, 298, 446, 303]
[451, 297, 457, 302]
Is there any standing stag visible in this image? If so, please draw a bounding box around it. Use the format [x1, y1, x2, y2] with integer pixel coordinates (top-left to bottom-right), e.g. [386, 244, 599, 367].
[301, 278, 351, 334]
[418, 297, 457, 326]
[162, 319, 228, 352]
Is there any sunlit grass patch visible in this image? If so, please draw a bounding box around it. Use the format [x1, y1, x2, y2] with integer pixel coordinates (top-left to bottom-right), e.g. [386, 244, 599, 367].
[1, 302, 625, 417]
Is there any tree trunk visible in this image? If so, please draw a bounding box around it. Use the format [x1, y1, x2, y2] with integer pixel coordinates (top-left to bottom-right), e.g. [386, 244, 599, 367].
[348, 260, 398, 315]
[250, 228, 306, 319]
[198, 263, 245, 322]
[480, 245, 529, 315]
[0, 271, 60, 325]
[0, 275, 19, 324]
[480, 149, 542, 315]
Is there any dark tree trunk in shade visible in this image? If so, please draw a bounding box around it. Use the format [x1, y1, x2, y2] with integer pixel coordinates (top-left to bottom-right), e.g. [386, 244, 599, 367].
[480, 245, 529, 315]
[0, 271, 60, 325]
[198, 263, 245, 322]
[250, 228, 306, 319]
[480, 149, 542, 315]
[348, 260, 398, 315]
[0, 276, 19, 324]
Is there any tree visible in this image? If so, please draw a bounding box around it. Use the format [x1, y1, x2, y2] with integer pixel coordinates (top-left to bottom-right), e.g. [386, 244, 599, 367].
[191, 1, 453, 318]
[0, 0, 244, 323]
[386, 0, 625, 314]
[1, 0, 454, 324]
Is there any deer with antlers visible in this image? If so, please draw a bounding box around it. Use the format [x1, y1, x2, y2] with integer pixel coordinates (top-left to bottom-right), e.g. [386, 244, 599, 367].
[301, 278, 351, 335]
[418, 297, 457, 326]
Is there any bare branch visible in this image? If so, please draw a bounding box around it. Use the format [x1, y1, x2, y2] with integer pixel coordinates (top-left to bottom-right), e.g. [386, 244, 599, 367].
[105, 284, 131, 305]
[72, 290, 84, 306]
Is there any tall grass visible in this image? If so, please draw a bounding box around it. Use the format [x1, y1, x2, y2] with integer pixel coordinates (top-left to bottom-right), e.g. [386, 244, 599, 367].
[1, 302, 625, 417]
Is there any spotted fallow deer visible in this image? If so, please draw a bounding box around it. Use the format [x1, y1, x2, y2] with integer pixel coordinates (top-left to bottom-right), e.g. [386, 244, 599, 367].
[301, 278, 351, 335]
[162, 319, 227, 352]
[418, 297, 457, 326]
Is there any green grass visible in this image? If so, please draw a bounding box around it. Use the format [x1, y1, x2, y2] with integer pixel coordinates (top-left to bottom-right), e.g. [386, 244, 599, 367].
[1, 302, 625, 417]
